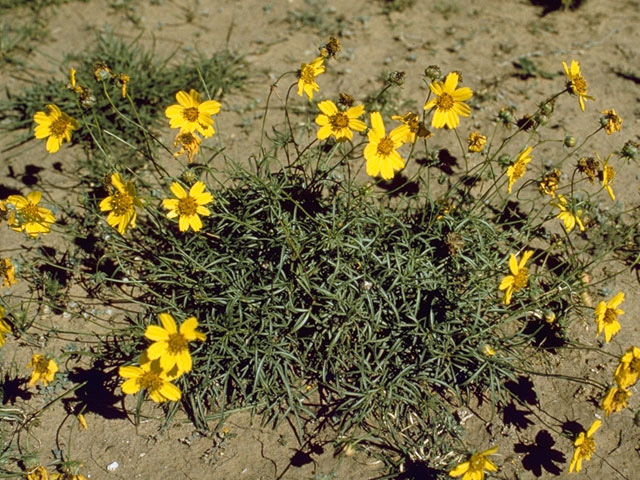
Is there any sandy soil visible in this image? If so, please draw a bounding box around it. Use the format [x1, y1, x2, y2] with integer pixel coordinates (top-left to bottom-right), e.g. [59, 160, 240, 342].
[1, 0, 640, 478]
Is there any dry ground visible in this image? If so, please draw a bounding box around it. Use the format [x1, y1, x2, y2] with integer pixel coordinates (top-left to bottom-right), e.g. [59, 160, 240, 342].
[1, 0, 640, 478]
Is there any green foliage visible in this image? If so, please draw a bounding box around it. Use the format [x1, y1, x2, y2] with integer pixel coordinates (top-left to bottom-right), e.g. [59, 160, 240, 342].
[0, 34, 249, 161]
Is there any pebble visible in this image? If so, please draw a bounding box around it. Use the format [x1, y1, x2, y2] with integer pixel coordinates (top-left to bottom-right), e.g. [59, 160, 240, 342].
[107, 462, 119, 472]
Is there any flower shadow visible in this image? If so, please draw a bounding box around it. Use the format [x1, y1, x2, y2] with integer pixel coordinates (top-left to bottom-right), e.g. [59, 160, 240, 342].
[513, 429, 565, 476]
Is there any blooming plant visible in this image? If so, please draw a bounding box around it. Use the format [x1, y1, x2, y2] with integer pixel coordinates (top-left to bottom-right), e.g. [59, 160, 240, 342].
[2, 33, 639, 479]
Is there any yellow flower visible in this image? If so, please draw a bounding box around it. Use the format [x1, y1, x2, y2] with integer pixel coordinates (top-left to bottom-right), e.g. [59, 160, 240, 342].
[118, 358, 181, 403]
[594, 291, 624, 343]
[601, 109, 622, 135]
[297, 56, 325, 101]
[162, 181, 214, 233]
[33, 104, 78, 154]
[467, 131, 486, 152]
[68, 68, 82, 94]
[27, 354, 58, 387]
[568, 419, 601, 473]
[117, 73, 130, 99]
[423, 72, 473, 129]
[481, 344, 496, 357]
[6, 191, 56, 237]
[77, 413, 88, 430]
[99, 173, 143, 235]
[145, 313, 206, 376]
[600, 154, 616, 201]
[539, 169, 561, 197]
[552, 195, 585, 232]
[25, 465, 51, 480]
[449, 446, 498, 480]
[1, 258, 17, 287]
[363, 112, 410, 180]
[165, 89, 221, 138]
[315, 100, 367, 141]
[562, 60, 594, 112]
[601, 386, 630, 416]
[173, 131, 202, 163]
[0, 305, 11, 347]
[506, 146, 533, 193]
[614, 346, 640, 388]
[390, 112, 422, 143]
[498, 250, 534, 305]
[0, 199, 15, 225]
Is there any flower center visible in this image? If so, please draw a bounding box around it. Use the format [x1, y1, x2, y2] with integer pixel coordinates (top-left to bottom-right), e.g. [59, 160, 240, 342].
[580, 437, 595, 459]
[436, 93, 454, 110]
[300, 65, 316, 83]
[512, 162, 526, 179]
[167, 332, 188, 354]
[21, 203, 43, 223]
[183, 107, 200, 122]
[330, 112, 350, 129]
[572, 76, 587, 94]
[629, 358, 640, 373]
[177, 196, 198, 216]
[377, 137, 395, 156]
[111, 192, 134, 216]
[603, 308, 618, 325]
[469, 455, 485, 471]
[138, 370, 163, 392]
[604, 166, 615, 183]
[613, 389, 629, 405]
[50, 117, 70, 137]
[178, 133, 197, 147]
[35, 357, 50, 374]
[513, 267, 529, 291]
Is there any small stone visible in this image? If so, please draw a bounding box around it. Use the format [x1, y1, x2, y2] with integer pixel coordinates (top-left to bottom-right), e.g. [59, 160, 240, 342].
[107, 461, 119, 472]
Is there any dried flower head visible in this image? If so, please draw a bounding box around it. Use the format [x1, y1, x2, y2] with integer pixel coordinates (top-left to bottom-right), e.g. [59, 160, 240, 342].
[577, 156, 599, 184]
[600, 109, 622, 134]
[539, 169, 561, 197]
[467, 132, 486, 152]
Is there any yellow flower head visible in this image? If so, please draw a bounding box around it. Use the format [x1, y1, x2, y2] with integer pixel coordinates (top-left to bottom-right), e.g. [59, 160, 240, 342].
[25, 465, 51, 480]
[173, 131, 202, 163]
[599, 154, 616, 201]
[498, 250, 534, 305]
[33, 104, 78, 154]
[552, 195, 585, 233]
[568, 419, 601, 473]
[390, 112, 423, 143]
[117, 73, 130, 99]
[297, 56, 325, 101]
[363, 112, 410, 180]
[162, 181, 214, 233]
[0, 258, 17, 287]
[424, 72, 473, 129]
[601, 109, 622, 135]
[145, 313, 206, 377]
[614, 346, 640, 388]
[467, 131, 487, 152]
[539, 169, 561, 197]
[562, 60, 594, 112]
[0, 305, 11, 347]
[601, 385, 630, 416]
[594, 291, 624, 343]
[6, 191, 56, 238]
[165, 89, 221, 138]
[99, 173, 143, 235]
[27, 354, 58, 387]
[315, 100, 367, 141]
[449, 446, 498, 480]
[118, 358, 181, 403]
[506, 146, 533, 193]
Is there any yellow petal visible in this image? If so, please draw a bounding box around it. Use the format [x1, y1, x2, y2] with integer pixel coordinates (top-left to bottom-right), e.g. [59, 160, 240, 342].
[170, 182, 187, 199]
[145, 324, 170, 341]
[317, 100, 338, 116]
[158, 313, 177, 333]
